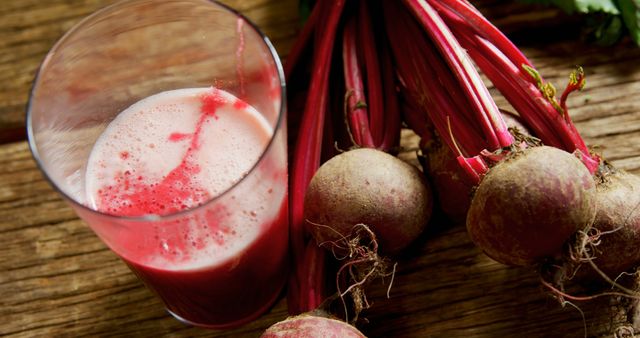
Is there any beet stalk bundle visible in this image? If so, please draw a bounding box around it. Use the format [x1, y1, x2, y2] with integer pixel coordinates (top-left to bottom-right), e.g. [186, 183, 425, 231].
[390, 0, 640, 305]
[424, 0, 640, 287]
[287, 0, 345, 315]
[283, 0, 431, 332]
[383, 0, 598, 269]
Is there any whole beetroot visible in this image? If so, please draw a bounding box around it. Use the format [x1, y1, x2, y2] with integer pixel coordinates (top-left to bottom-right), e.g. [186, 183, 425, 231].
[467, 146, 597, 266]
[304, 148, 432, 254]
[574, 169, 640, 281]
[261, 313, 366, 338]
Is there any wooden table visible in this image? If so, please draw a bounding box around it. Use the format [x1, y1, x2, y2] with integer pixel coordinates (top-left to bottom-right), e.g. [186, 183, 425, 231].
[3, 1, 640, 337]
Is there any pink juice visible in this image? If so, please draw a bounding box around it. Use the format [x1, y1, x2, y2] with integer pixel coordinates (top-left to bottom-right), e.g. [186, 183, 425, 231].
[84, 87, 288, 328]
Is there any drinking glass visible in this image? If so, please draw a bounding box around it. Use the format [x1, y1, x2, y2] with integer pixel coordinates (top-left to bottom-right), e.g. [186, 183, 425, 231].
[27, 0, 288, 329]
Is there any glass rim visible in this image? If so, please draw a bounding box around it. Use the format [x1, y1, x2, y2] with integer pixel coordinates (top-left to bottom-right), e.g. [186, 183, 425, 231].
[26, 0, 287, 223]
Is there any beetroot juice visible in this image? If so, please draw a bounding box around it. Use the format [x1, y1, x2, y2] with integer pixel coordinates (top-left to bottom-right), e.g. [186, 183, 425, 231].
[81, 87, 288, 328]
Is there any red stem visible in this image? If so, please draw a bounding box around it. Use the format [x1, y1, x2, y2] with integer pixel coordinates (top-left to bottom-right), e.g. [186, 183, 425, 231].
[415, 33, 491, 154]
[431, 0, 533, 80]
[343, 15, 375, 148]
[287, 0, 346, 314]
[560, 67, 586, 119]
[357, 0, 385, 148]
[378, 30, 402, 151]
[430, 0, 599, 173]
[300, 240, 326, 309]
[403, 0, 514, 151]
[384, 0, 487, 183]
[446, 19, 564, 148]
[383, 1, 486, 155]
[457, 155, 487, 185]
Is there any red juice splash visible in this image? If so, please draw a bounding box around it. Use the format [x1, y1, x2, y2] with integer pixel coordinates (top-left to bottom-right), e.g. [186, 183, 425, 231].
[96, 89, 227, 217]
[168, 132, 191, 142]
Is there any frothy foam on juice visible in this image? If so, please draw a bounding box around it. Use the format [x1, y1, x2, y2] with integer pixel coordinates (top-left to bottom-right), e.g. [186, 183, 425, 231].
[85, 87, 279, 270]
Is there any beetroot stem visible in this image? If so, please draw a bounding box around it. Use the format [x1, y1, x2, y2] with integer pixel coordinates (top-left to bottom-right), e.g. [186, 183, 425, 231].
[288, 0, 346, 314]
[343, 15, 375, 148]
[403, 0, 514, 151]
[430, 0, 599, 173]
[560, 66, 586, 119]
[301, 239, 326, 308]
[446, 19, 564, 149]
[378, 29, 402, 152]
[357, 0, 386, 148]
[384, 0, 487, 183]
[433, 0, 533, 79]
[383, 1, 485, 156]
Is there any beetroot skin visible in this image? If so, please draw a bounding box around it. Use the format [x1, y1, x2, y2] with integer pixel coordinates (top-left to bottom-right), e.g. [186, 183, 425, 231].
[304, 148, 432, 253]
[467, 146, 597, 266]
[579, 170, 640, 279]
[261, 314, 366, 338]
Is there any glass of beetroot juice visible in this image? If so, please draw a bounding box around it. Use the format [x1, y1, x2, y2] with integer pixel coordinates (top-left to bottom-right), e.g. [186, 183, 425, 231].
[26, 0, 288, 329]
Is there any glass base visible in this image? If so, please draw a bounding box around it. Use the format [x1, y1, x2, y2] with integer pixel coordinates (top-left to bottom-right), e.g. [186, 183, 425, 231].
[166, 279, 285, 330]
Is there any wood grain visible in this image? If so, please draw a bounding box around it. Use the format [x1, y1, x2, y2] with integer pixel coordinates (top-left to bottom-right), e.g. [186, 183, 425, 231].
[3, 0, 640, 337]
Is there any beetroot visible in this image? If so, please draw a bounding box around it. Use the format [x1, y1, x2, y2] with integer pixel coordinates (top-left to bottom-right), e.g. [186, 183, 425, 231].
[573, 169, 640, 281]
[388, 1, 597, 268]
[261, 313, 366, 338]
[304, 148, 432, 254]
[467, 146, 597, 266]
